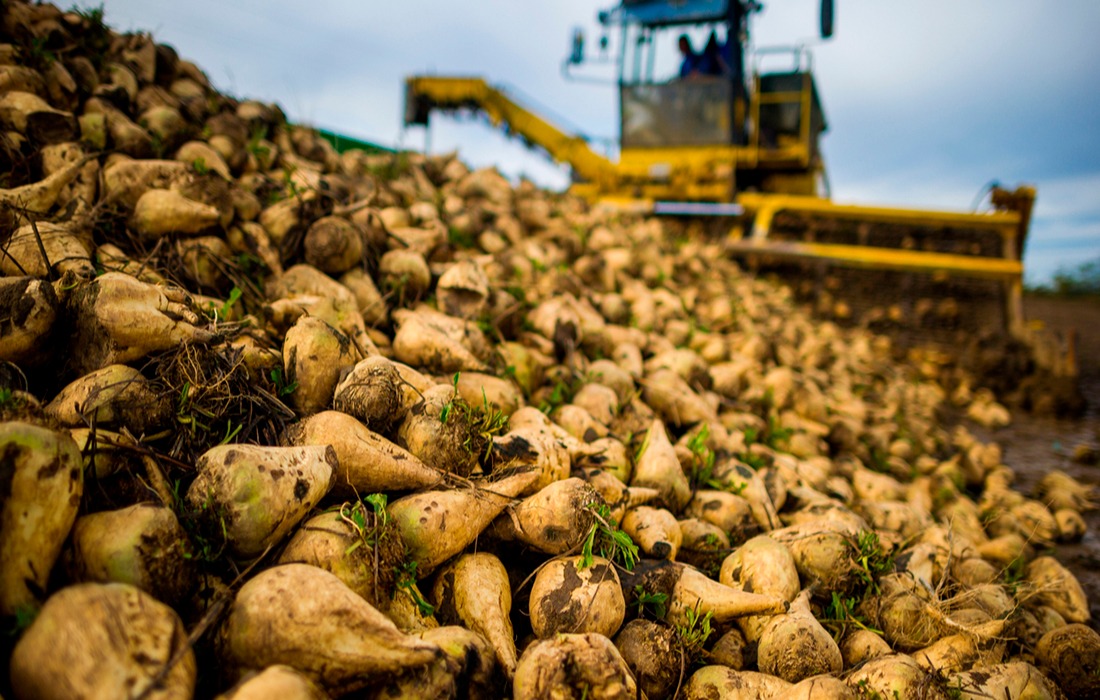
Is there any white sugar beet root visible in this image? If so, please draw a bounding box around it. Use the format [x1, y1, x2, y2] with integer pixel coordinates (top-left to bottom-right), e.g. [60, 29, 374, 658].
[0, 422, 83, 618]
[756, 589, 843, 683]
[492, 476, 603, 555]
[10, 582, 195, 700]
[185, 443, 336, 559]
[513, 633, 638, 700]
[387, 468, 539, 576]
[217, 564, 441, 696]
[283, 409, 445, 495]
[431, 552, 518, 677]
[528, 555, 626, 640]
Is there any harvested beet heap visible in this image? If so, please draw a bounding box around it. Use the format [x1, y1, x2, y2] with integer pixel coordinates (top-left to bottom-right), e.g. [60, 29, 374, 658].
[1, 2, 1097, 698]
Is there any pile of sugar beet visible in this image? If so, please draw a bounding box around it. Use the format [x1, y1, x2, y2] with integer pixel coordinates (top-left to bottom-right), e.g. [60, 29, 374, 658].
[1, 2, 1098, 699]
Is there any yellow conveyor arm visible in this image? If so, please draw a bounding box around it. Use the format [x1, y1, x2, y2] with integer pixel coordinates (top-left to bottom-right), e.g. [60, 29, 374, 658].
[405, 76, 616, 186]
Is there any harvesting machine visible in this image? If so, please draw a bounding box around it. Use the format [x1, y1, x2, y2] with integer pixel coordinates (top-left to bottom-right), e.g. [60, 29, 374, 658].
[403, 0, 1061, 376]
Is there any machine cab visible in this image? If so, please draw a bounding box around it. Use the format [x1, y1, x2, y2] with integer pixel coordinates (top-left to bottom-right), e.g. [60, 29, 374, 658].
[604, 0, 748, 149]
[574, 0, 830, 197]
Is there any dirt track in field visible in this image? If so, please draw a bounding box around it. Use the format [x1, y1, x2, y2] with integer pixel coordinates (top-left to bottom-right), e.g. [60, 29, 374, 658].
[980, 295, 1100, 629]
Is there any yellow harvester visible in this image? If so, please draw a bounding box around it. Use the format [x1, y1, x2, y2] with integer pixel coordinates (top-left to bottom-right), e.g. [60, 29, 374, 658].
[405, 0, 1048, 359]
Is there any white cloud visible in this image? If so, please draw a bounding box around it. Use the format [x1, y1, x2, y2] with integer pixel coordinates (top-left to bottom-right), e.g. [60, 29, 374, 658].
[1029, 218, 1100, 250]
[1029, 173, 1100, 221]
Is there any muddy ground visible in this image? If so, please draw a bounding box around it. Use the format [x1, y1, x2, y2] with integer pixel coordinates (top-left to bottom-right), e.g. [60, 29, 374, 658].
[975, 295, 1100, 630]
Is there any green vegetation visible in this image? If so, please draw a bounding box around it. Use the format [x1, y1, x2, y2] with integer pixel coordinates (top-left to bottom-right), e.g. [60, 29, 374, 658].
[686, 425, 747, 493]
[821, 590, 882, 642]
[439, 373, 510, 463]
[466, 394, 510, 460]
[337, 495, 390, 556]
[69, 4, 111, 68]
[818, 530, 894, 642]
[381, 271, 415, 307]
[853, 530, 894, 594]
[686, 425, 717, 489]
[5, 604, 38, 639]
[1027, 255, 1100, 296]
[854, 679, 901, 700]
[447, 226, 478, 250]
[394, 560, 435, 617]
[27, 37, 56, 68]
[176, 381, 215, 436]
[738, 410, 793, 470]
[146, 131, 165, 159]
[338, 494, 434, 616]
[217, 287, 243, 320]
[246, 126, 271, 159]
[675, 606, 715, 659]
[631, 585, 668, 620]
[1000, 555, 1028, 595]
[72, 3, 105, 24]
[579, 503, 639, 571]
[280, 167, 303, 199]
[438, 374, 460, 424]
[536, 371, 590, 415]
[269, 367, 298, 397]
[176, 482, 227, 564]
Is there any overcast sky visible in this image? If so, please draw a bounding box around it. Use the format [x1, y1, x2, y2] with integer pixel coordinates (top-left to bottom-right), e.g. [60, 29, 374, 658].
[79, 0, 1100, 285]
